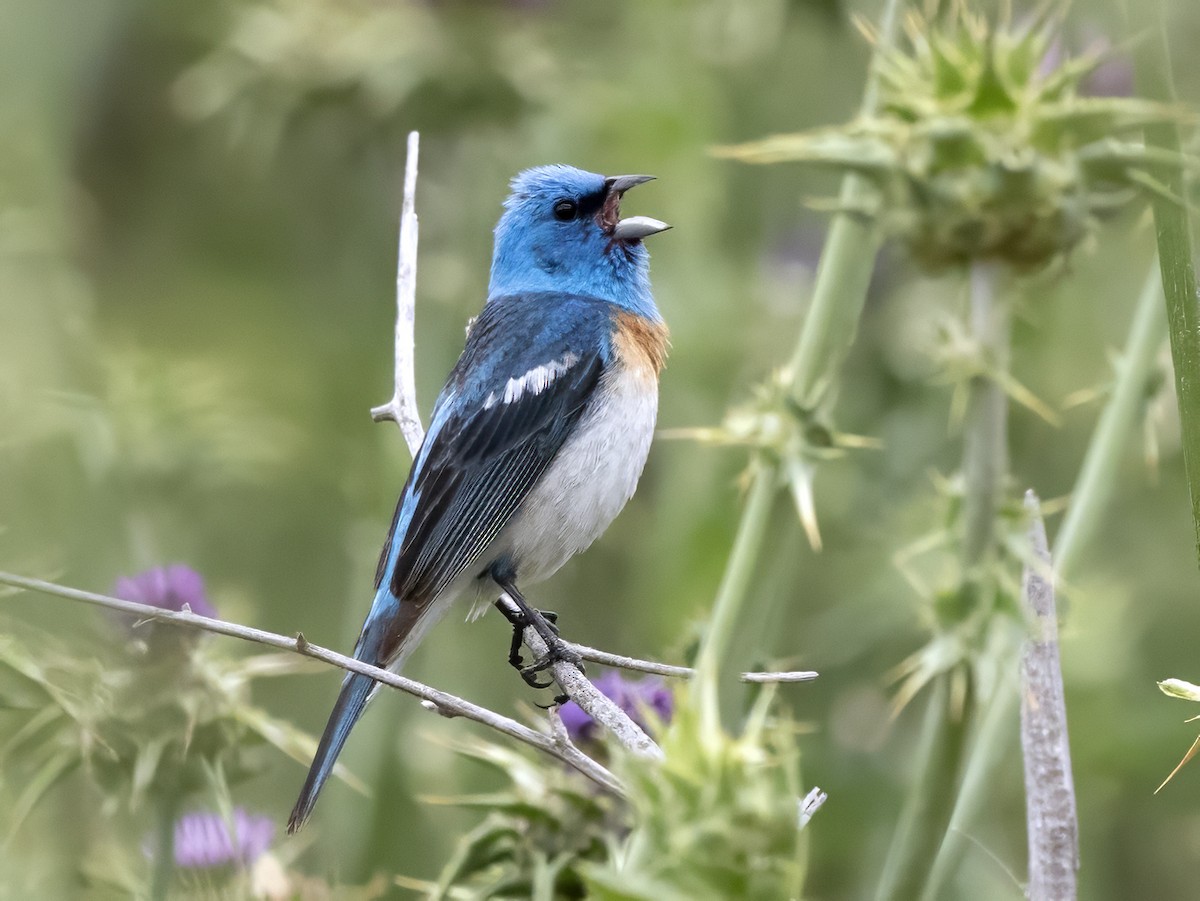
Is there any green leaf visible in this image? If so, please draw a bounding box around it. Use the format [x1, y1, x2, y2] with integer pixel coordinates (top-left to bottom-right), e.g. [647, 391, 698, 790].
[233, 705, 368, 795]
[4, 748, 79, 842]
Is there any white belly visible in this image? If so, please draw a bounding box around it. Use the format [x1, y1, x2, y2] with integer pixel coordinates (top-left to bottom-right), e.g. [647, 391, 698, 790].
[488, 364, 658, 586]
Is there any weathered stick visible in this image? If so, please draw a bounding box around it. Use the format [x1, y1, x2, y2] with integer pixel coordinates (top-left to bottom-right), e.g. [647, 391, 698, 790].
[370, 130, 425, 452]
[1020, 491, 1079, 901]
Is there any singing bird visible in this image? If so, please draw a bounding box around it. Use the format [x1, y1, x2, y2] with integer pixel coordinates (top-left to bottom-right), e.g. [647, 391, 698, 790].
[287, 165, 670, 832]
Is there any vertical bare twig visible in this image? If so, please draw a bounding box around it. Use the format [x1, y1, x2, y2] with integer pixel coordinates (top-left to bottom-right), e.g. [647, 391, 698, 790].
[1021, 491, 1079, 901]
[371, 130, 425, 454]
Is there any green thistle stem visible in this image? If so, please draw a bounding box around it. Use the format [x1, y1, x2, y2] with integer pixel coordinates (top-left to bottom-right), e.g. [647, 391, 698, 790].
[961, 261, 1010, 569]
[921, 258, 1168, 895]
[878, 261, 1010, 900]
[874, 673, 972, 901]
[151, 792, 177, 901]
[1055, 264, 1167, 580]
[1136, 5, 1200, 568]
[694, 0, 903, 731]
[788, 183, 883, 411]
[919, 637, 1020, 901]
[787, 0, 901, 409]
[693, 464, 777, 734]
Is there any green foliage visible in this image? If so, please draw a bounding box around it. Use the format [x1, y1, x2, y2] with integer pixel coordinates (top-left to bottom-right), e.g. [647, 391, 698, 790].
[582, 690, 805, 901]
[0, 615, 360, 889]
[409, 737, 622, 900]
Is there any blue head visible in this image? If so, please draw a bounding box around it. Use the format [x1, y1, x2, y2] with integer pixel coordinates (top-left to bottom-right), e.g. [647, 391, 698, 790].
[488, 165, 669, 320]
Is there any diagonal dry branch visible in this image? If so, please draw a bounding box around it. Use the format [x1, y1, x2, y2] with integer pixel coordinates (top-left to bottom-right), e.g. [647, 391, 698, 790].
[0, 570, 624, 795]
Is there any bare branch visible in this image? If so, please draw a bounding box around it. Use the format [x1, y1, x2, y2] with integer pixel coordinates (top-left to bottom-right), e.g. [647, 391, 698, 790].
[370, 130, 425, 454]
[0, 570, 622, 797]
[1020, 490, 1079, 901]
[740, 670, 820, 684]
[497, 593, 664, 760]
[570, 643, 818, 685]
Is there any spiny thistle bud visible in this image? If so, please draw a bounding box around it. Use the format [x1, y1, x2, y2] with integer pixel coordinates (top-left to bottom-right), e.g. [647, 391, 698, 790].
[717, 8, 1193, 272]
[664, 370, 877, 550]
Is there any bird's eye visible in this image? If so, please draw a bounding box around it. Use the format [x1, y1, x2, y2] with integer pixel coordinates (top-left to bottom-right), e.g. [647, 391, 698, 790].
[552, 199, 578, 221]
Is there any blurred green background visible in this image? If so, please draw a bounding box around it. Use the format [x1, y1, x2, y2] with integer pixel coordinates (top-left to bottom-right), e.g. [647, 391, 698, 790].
[4, 0, 1200, 897]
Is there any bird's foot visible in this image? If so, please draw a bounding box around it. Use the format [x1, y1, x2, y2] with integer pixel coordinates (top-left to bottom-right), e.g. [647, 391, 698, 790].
[496, 603, 571, 688]
[520, 633, 583, 683]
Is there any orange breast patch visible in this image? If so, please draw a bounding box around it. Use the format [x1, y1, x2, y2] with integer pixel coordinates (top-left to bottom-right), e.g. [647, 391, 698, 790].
[612, 311, 670, 380]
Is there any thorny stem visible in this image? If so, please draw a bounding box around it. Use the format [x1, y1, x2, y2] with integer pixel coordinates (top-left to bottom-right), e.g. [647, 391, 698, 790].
[881, 261, 1010, 900]
[150, 792, 177, 901]
[961, 261, 1010, 569]
[920, 655, 1019, 901]
[694, 0, 903, 733]
[875, 674, 972, 901]
[1055, 264, 1167, 581]
[693, 464, 778, 735]
[925, 257, 1169, 895]
[787, 0, 901, 409]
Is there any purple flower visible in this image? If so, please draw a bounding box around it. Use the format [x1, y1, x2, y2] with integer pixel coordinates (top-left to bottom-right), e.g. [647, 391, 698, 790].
[170, 808, 274, 869]
[559, 672, 674, 744]
[113, 565, 217, 619]
[1036, 23, 1133, 98]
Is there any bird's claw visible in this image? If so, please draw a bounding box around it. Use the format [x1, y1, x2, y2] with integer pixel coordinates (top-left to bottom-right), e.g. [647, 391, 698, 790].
[520, 636, 583, 680]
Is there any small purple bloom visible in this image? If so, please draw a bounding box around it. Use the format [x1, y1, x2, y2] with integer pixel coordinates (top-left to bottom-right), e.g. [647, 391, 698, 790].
[171, 808, 274, 869]
[113, 565, 217, 619]
[559, 672, 674, 744]
[1036, 23, 1133, 98]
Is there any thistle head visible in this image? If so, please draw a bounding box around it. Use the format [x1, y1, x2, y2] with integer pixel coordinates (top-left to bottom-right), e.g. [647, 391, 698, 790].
[719, 7, 1192, 271]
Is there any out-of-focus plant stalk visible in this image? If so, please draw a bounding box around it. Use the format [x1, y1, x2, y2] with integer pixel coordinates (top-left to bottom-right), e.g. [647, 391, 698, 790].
[920, 657, 1019, 901]
[875, 675, 971, 901]
[693, 464, 777, 735]
[1137, 2, 1200, 567]
[151, 794, 177, 901]
[789, 181, 882, 411]
[1055, 266, 1167, 579]
[694, 0, 901, 728]
[786, 0, 901, 409]
[923, 261, 1166, 895]
[961, 262, 1010, 568]
[879, 262, 1008, 900]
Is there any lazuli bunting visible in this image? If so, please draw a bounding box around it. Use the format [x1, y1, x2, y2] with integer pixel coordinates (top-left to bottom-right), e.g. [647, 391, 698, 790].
[288, 165, 669, 832]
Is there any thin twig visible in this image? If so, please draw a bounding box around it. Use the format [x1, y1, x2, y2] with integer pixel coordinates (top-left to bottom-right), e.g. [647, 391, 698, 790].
[740, 670, 819, 684]
[1020, 491, 1079, 901]
[0, 571, 623, 797]
[496, 593, 663, 760]
[569, 642, 818, 684]
[798, 786, 828, 829]
[370, 130, 425, 453]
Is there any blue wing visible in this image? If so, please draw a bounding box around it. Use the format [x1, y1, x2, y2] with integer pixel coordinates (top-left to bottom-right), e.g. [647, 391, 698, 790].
[375, 292, 613, 629]
[287, 292, 615, 833]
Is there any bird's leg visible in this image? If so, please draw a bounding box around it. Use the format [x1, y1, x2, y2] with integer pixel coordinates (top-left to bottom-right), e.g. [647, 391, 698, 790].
[493, 596, 553, 688]
[493, 577, 583, 691]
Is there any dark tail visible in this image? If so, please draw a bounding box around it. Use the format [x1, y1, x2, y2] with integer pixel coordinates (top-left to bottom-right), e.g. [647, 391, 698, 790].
[286, 669, 376, 833]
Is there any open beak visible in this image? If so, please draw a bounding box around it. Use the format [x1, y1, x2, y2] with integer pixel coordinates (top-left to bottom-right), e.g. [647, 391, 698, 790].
[601, 174, 671, 241]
